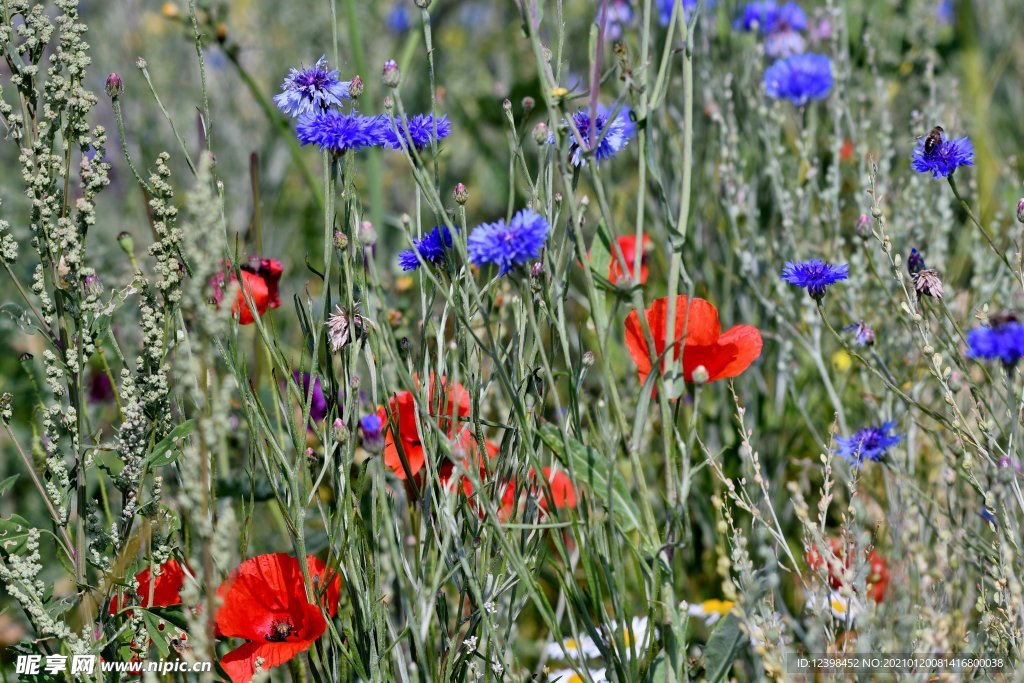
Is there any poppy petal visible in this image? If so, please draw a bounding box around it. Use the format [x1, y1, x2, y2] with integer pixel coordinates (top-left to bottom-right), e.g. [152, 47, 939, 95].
[234, 270, 270, 325]
[712, 324, 763, 380]
[220, 640, 313, 683]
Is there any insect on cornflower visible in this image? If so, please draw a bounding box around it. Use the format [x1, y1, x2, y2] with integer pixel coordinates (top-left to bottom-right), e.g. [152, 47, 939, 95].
[781, 258, 849, 300]
[467, 209, 550, 275]
[273, 56, 350, 118]
[911, 130, 973, 178]
[764, 53, 833, 106]
[836, 422, 902, 465]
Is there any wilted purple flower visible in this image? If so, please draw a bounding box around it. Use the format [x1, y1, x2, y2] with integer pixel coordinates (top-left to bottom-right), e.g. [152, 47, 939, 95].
[274, 56, 350, 118]
[845, 322, 875, 347]
[911, 133, 973, 178]
[468, 208, 550, 275]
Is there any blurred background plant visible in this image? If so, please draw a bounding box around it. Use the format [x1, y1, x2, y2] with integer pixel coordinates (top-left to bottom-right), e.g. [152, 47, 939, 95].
[1, 0, 1024, 681]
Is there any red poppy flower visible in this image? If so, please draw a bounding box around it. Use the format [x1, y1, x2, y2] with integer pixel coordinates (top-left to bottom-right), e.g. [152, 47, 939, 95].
[377, 375, 471, 480]
[501, 467, 578, 517]
[609, 235, 651, 284]
[806, 539, 889, 603]
[840, 138, 855, 163]
[211, 258, 284, 325]
[438, 430, 500, 499]
[109, 559, 187, 615]
[624, 296, 762, 389]
[215, 553, 341, 683]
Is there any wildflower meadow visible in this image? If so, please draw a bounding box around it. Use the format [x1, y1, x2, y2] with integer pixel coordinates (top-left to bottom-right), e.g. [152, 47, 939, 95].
[1, 0, 1023, 680]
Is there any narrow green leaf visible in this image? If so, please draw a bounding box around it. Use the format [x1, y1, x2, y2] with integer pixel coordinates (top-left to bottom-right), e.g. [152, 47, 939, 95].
[145, 419, 195, 467]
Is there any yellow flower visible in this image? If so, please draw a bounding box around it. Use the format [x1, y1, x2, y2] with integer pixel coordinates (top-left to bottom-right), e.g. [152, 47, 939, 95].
[832, 350, 852, 372]
[161, 1, 179, 18]
[701, 599, 735, 615]
[550, 86, 569, 99]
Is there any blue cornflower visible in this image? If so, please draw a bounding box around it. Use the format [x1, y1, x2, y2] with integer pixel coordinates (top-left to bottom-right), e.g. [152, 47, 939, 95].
[467, 208, 550, 275]
[398, 226, 458, 271]
[911, 134, 974, 178]
[380, 114, 452, 150]
[360, 414, 385, 452]
[387, 3, 412, 33]
[966, 320, 1024, 366]
[657, 0, 715, 25]
[781, 258, 849, 300]
[603, 0, 635, 41]
[981, 504, 997, 526]
[836, 422, 902, 465]
[274, 56, 350, 119]
[764, 53, 833, 105]
[734, 1, 778, 31]
[296, 111, 387, 152]
[763, 3, 808, 57]
[556, 105, 636, 167]
[771, 2, 807, 31]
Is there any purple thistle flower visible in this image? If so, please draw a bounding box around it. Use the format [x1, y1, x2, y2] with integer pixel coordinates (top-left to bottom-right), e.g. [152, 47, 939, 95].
[966, 320, 1024, 366]
[467, 208, 550, 275]
[911, 133, 974, 178]
[764, 53, 833, 106]
[398, 226, 458, 271]
[273, 56, 350, 119]
[555, 105, 636, 167]
[836, 422, 902, 465]
[380, 114, 452, 150]
[781, 258, 849, 300]
[296, 111, 388, 152]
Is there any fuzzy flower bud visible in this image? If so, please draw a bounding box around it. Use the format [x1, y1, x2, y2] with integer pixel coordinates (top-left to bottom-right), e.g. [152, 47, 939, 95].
[855, 213, 870, 238]
[358, 221, 377, 246]
[333, 231, 348, 250]
[105, 73, 124, 99]
[360, 414, 385, 452]
[453, 183, 469, 205]
[532, 122, 549, 145]
[382, 60, 401, 88]
[692, 365, 710, 385]
[582, 351, 595, 367]
[0, 392, 11, 424]
[347, 74, 363, 99]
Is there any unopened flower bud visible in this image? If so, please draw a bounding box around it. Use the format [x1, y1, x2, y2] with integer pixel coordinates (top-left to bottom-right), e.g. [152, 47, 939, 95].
[1017, 198, 1024, 224]
[692, 365, 710, 385]
[135, 56, 147, 70]
[532, 122, 549, 145]
[399, 336, 412, 358]
[453, 183, 469, 205]
[413, 0, 431, 7]
[358, 221, 377, 246]
[531, 261, 543, 278]
[105, 73, 124, 99]
[522, 96, 535, 113]
[333, 231, 348, 250]
[347, 74, 363, 99]
[116, 231, 135, 256]
[582, 351, 595, 367]
[0, 392, 10, 424]
[907, 248, 926, 275]
[382, 59, 401, 88]
[502, 98, 512, 112]
[855, 213, 870, 237]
